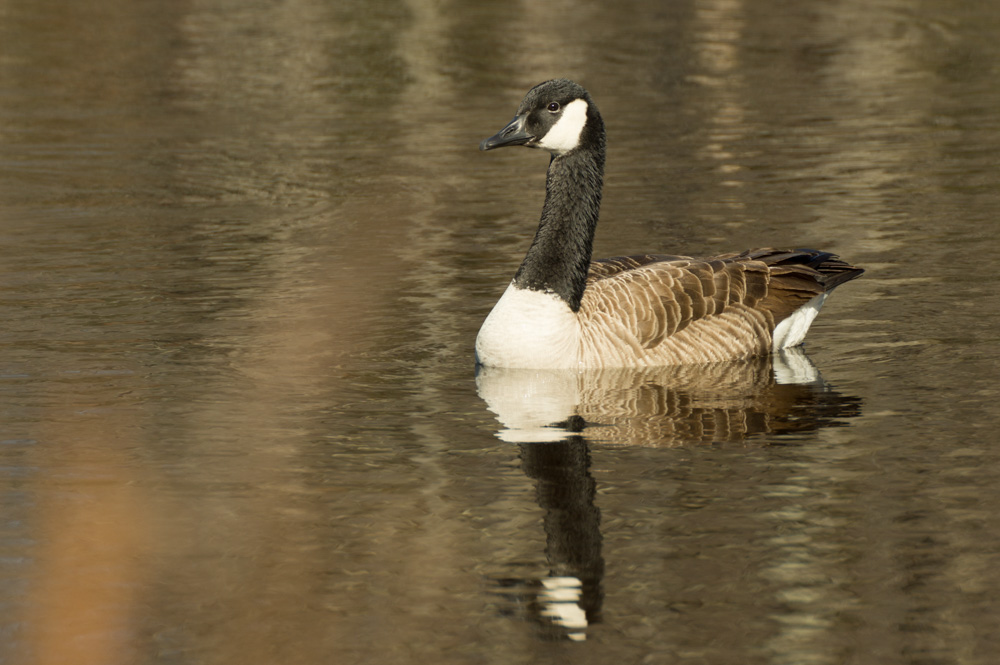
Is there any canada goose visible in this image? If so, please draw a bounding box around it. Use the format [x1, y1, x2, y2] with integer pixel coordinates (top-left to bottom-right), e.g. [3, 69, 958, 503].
[476, 79, 863, 369]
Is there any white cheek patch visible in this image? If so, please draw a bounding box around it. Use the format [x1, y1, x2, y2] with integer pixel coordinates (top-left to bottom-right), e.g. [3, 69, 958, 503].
[537, 98, 589, 155]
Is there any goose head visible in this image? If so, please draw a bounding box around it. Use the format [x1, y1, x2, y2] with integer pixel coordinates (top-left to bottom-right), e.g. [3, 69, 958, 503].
[479, 79, 604, 157]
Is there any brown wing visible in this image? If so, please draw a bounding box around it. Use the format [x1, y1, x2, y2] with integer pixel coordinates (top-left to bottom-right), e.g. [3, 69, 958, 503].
[580, 249, 863, 363]
[740, 248, 864, 322]
[584, 254, 772, 349]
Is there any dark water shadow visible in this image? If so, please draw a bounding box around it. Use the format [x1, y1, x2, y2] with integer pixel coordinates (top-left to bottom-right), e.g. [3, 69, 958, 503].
[479, 349, 862, 640]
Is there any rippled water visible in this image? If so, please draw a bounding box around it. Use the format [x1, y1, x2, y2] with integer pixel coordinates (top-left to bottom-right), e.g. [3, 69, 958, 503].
[3, 0, 1000, 663]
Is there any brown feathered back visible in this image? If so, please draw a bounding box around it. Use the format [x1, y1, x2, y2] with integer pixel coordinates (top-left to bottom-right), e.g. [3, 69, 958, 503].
[578, 248, 863, 366]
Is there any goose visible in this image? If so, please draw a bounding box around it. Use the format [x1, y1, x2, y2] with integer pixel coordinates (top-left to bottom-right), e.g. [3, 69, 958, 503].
[476, 79, 863, 369]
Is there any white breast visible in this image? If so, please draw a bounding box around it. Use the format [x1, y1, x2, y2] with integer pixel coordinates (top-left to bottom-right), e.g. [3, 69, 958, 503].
[475, 282, 581, 369]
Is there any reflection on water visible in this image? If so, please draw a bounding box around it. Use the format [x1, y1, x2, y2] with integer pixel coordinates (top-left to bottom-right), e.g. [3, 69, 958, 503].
[480, 348, 860, 641]
[478, 348, 861, 446]
[3, 0, 1000, 662]
[490, 440, 603, 642]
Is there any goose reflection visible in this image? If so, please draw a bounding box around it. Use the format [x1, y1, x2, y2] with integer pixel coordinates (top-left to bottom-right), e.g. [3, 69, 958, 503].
[489, 438, 602, 642]
[477, 347, 861, 446]
[481, 349, 861, 640]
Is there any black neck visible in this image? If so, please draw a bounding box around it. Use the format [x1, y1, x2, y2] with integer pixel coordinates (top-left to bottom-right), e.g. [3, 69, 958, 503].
[513, 142, 605, 312]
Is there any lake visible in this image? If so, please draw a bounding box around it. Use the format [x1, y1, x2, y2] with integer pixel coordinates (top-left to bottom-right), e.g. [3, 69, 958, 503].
[2, 0, 1000, 663]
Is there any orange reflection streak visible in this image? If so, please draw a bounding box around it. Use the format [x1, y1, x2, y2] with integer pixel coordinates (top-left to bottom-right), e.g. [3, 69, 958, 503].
[25, 437, 152, 665]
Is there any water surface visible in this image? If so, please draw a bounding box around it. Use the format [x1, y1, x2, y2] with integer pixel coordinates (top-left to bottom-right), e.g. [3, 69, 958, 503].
[3, 0, 1000, 663]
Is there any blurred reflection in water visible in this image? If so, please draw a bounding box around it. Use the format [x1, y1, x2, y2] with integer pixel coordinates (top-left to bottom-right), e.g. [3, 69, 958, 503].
[478, 348, 861, 446]
[480, 349, 861, 640]
[489, 439, 603, 642]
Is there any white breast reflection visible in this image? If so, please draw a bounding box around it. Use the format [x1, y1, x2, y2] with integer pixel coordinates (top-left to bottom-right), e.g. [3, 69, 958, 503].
[476, 348, 861, 446]
[481, 349, 862, 641]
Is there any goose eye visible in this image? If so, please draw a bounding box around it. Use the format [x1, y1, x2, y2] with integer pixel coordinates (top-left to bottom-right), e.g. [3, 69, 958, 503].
[547, 102, 561, 113]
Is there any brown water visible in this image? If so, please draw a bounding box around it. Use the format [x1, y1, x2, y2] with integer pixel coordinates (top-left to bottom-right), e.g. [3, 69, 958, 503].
[2, 0, 1000, 663]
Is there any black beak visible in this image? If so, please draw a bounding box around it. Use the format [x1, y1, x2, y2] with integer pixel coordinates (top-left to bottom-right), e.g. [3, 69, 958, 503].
[480, 114, 533, 151]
